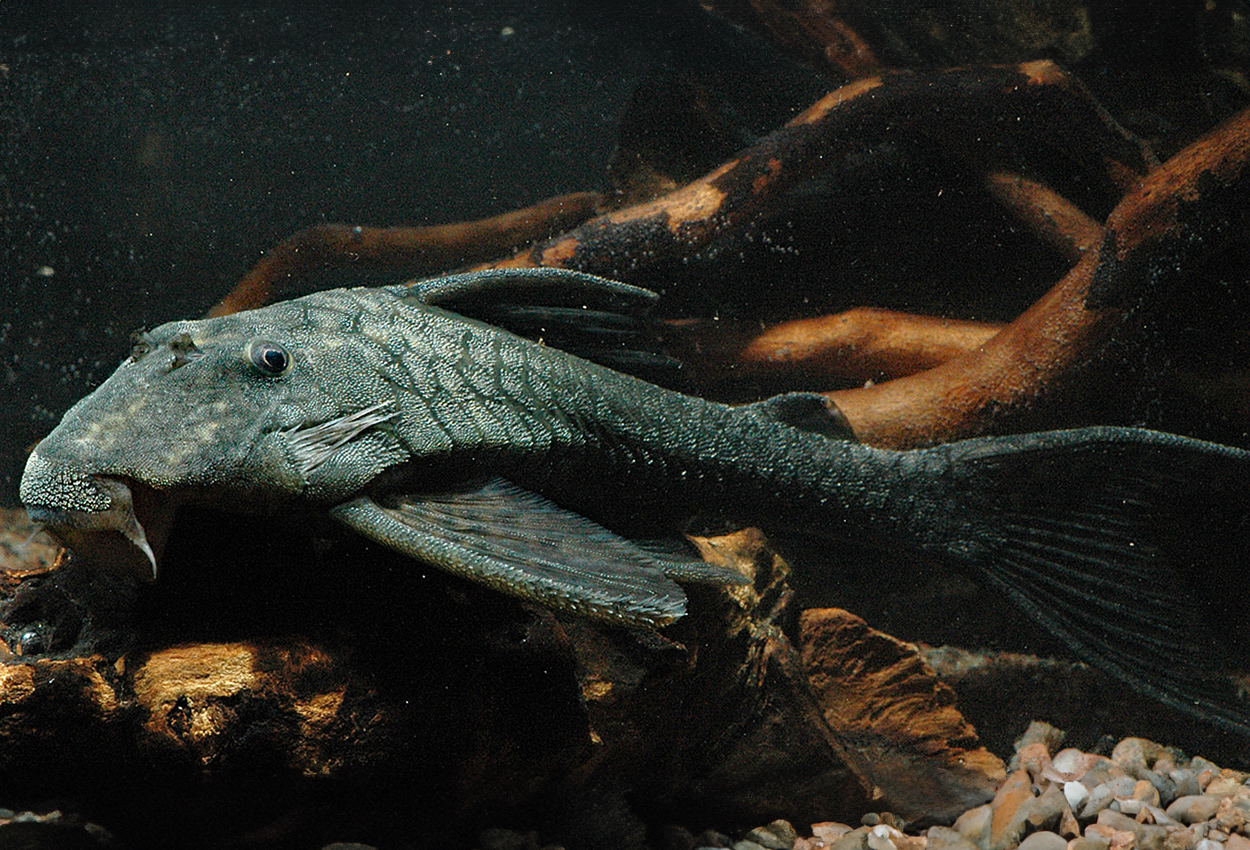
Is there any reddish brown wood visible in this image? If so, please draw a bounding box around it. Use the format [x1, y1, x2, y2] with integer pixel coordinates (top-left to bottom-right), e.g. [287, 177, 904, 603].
[981, 170, 1105, 264]
[734, 308, 1002, 387]
[829, 105, 1250, 448]
[476, 62, 1147, 278]
[800, 608, 1005, 822]
[206, 191, 603, 317]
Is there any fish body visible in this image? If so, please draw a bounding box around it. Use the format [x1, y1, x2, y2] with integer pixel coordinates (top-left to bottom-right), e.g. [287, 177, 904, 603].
[18, 269, 1250, 734]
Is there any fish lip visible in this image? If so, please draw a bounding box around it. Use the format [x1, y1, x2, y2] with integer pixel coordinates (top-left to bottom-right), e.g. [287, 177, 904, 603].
[25, 477, 175, 581]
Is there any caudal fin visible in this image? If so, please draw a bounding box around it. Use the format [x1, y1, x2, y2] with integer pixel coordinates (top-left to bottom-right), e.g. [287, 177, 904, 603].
[940, 426, 1250, 736]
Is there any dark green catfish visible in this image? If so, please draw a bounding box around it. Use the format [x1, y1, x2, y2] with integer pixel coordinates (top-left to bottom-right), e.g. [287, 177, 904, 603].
[19, 268, 1250, 734]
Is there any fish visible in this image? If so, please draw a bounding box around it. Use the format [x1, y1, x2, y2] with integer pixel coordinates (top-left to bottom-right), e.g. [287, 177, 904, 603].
[17, 267, 1250, 735]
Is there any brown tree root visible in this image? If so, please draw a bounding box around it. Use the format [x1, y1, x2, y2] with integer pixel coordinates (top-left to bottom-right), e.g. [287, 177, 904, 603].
[829, 104, 1250, 448]
[205, 191, 603, 317]
[476, 62, 1146, 277]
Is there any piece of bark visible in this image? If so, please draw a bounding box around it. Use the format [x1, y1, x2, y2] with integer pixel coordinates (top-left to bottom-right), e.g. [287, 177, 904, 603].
[0, 518, 1001, 845]
[800, 608, 1006, 823]
[205, 191, 603, 317]
[829, 104, 1250, 448]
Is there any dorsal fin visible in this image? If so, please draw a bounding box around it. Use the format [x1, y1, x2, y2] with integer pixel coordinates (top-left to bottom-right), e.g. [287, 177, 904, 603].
[389, 268, 682, 382]
[392, 267, 659, 312]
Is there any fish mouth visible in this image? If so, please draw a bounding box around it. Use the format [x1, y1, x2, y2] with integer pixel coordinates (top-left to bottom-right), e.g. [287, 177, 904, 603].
[25, 477, 176, 581]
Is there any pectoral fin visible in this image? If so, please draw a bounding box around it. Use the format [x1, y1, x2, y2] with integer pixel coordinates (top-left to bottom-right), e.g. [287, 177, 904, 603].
[330, 478, 740, 628]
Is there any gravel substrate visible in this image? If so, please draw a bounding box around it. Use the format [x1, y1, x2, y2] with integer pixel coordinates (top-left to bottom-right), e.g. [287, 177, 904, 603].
[680, 722, 1250, 850]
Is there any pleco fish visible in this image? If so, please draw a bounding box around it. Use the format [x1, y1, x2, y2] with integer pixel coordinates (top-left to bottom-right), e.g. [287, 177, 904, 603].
[18, 269, 1250, 734]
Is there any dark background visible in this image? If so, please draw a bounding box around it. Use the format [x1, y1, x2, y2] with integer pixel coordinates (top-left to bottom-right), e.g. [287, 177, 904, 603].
[0, 1, 826, 502]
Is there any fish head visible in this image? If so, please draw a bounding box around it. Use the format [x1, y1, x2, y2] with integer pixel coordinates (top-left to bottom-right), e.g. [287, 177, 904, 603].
[20, 293, 406, 580]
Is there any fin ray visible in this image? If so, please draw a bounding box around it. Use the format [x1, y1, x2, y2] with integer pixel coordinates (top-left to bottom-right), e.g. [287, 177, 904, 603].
[943, 427, 1250, 735]
[331, 477, 743, 627]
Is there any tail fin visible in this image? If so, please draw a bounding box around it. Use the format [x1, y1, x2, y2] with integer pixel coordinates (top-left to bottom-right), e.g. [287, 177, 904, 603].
[940, 426, 1250, 736]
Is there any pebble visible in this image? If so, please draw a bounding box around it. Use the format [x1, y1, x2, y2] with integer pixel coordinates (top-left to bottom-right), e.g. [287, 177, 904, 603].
[1097, 809, 1170, 850]
[772, 731, 1250, 850]
[927, 826, 979, 850]
[1069, 838, 1110, 850]
[1226, 835, 1250, 850]
[989, 771, 1035, 850]
[829, 830, 871, 850]
[1026, 784, 1069, 832]
[1112, 740, 1168, 778]
[1065, 781, 1091, 810]
[1083, 761, 1130, 789]
[1172, 771, 1204, 799]
[1084, 777, 1140, 819]
[1058, 807, 1081, 839]
[1013, 741, 1051, 778]
[954, 805, 992, 850]
[1167, 796, 1226, 825]
[1191, 758, 1221, 776]
[745, 821, 798, 850]
[812, 824, 854, 844]
[867, 825, 902, 850]
[1053, 749, 1098, 779]
[1207, 777, 1245, 797]
[1142, 771, 1176, 806]
[1016, 832, 1066, 850]
[1133, 779, 1162, 808]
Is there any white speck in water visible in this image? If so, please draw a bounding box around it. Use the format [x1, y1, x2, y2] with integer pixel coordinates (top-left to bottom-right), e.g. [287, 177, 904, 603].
[35, 266, 54, 277]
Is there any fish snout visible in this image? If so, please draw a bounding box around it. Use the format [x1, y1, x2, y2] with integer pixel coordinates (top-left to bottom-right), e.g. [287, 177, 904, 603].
[20, 449, 170, 580]
[20, 448, 116, 515]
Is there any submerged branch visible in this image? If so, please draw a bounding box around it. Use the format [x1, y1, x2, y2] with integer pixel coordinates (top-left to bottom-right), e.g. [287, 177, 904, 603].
[830, 105, 1250, 447]
[206, 191, 603, 317]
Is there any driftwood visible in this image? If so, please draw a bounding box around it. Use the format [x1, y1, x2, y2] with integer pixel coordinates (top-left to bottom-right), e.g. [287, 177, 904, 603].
[474, 62, 1145, 277]
[0, 513, 1001, 847]
[207, 63, 1144, 312]
[686, 308, 1002, 392]
[652, 107, 1250, 426]
[829, 104, 1250, 446]
[204, 191, 604, 319]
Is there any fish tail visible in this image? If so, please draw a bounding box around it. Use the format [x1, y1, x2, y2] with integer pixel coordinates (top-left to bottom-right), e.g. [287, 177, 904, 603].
[931, 426, 1250, 736]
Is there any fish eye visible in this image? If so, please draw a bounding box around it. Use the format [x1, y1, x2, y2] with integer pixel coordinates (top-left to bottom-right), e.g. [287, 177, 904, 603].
[245, 339, 292, 377]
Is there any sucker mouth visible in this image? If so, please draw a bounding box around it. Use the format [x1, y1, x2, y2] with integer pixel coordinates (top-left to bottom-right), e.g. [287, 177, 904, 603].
[26, 477, 176, 581]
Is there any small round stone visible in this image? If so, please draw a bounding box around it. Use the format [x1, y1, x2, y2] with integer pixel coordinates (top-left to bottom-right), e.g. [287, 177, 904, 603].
[1017, 831, 1067, 850]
